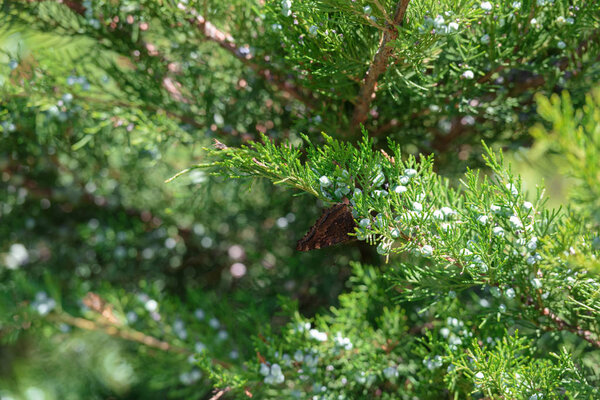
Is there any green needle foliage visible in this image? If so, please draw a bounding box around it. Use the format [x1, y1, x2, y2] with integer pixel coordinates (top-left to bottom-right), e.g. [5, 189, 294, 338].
[191, 125, 600, 398]
[1, 0, 600, 399]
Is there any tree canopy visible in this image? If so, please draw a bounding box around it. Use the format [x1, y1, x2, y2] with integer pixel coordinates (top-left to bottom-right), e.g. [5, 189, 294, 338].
[1, 1, 600, 398]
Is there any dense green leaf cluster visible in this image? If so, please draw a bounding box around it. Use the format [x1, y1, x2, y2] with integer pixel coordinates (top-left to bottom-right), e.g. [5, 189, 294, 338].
[194, 119, 600, 397]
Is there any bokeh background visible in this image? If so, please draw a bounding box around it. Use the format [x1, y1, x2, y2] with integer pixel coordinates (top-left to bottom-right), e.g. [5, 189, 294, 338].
[1, 0, 598, 398]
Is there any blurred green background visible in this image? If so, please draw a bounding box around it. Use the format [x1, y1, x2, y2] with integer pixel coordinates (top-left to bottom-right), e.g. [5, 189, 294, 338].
[0, 9, 364, 398]
[0, 1, 591, 398]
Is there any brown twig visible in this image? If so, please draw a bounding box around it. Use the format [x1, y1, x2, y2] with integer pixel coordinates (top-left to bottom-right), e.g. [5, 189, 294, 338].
[395, 229, 600, 348]
[351, 0, 411, 131]
[48, 312, 190, 353]
[31, 1, 200, 113]
[539, 307, 600, 348]
[185, 7, 317, 109]
[38, 0, 315, 112]
[527, 285, 600, 349]
[207, 387, 232, 400]
[428, 27, 600, 153]
[524, 294, 600, 349]
[27, 0, 85, 15]
[48, 310, 235, 367]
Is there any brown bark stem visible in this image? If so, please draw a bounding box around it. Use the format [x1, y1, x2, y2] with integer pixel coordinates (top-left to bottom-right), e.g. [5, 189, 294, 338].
[48, 311, 233, 366]
[351, 0, 410, 131]
[188, 11, 317, 109]
[43, 0, 316, 110]
[48, 312, 189, 354]
[532, 301, 600, 349]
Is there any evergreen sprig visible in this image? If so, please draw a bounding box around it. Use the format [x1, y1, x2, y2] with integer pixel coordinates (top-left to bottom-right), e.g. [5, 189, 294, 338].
[185, 117, 600, 355]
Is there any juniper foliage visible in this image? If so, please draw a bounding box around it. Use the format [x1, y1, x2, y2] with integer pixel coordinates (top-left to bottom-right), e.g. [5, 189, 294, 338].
[193, 127, 600, 398]
[1, 0, 599, 399]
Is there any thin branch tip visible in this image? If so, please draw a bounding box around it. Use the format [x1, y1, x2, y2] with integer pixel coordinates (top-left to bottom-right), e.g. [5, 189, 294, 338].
[165, 168, 190, 183]
[351, 0, 411, 131]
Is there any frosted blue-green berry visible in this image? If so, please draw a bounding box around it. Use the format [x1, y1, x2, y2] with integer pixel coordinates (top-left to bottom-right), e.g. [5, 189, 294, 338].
[509, 215, 523, 229]
[319, 176, 332, 187]
[372, 171, 385, 186]
[506, 183, 518, 196]
[377, 242, 390, 255]
[404, 168, 417, 177]
[393, 185, 407, 194]
[421, 245, 433, 256]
